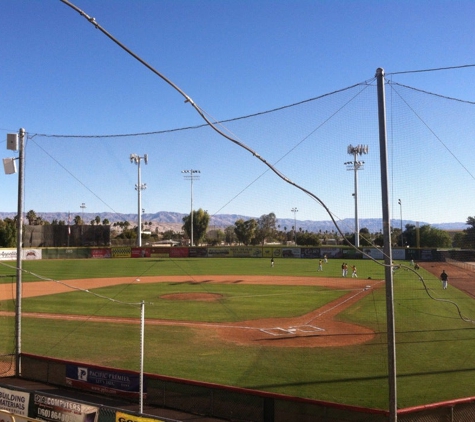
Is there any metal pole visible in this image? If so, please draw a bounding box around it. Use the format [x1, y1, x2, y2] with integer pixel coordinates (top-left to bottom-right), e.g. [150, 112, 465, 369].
[345, 146, 367, 248]
[131, 154, 147, 248]
[80, 203, 86, 246]
[190, 172, 194, 246]
[182, 169, 200, 246]
[15, 128, 25, 376]
[291, 207, 298, 245]
[137, 159, 142, 247]
[354, 151, 359, 248]
[139, 300, 144, 414]
[376, 67, 397, 422]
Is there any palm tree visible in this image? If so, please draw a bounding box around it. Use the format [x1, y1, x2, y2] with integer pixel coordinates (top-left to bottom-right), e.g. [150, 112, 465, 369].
[26, 210, 37, 225]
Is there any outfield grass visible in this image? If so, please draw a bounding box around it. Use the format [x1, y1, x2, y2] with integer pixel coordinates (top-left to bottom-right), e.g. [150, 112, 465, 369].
[0, 256, 389, 282]
[2, 257, 475, 410]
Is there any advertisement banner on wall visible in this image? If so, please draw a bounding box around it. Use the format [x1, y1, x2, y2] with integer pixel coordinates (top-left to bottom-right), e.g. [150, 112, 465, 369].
[111, 247, 131, 258]
[282, 248, 301, 258]
[66, 365, 145, 399]
[262, 248, 273, 258]
[391, 248, 406, 260]
[189, 247, 207, 257]
[150, 247, 170, 257]
[362, 248, 384, 260]
[0, 249, 16, 261]
[319, 248, 343, 258]
[207, 247, 231, 257]
[116, 411, 164, 422]
[300, 248, 319, 259]
[231, 247, 262, 258]
[131, 248, 151, 258]
[90, 248, 111, 259]
[23, 249, 42, 260]
[0, 386, 30, 418]
[169, 247, 189, 258]
[32, 393, 98, 422]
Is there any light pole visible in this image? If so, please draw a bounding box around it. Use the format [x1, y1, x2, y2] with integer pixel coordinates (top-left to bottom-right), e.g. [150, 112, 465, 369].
[80, 202, 86, 224]
[130, 154, 148, 247]
[182, 169, 200, 246]
[345, 144, 369, 248]
[398, 199, 403, 247]
[291, 207, 298, 245]
[4, 129, 25, 376]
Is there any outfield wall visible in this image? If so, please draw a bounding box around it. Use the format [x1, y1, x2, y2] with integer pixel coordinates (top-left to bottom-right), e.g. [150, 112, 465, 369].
[0, 246, 441, 261]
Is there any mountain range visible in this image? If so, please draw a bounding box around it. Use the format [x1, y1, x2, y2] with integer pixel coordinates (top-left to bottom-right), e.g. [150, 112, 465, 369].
[0, 211, 468, 233]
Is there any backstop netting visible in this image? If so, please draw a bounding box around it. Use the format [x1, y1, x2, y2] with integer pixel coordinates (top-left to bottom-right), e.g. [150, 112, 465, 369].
[1, 68, 475, 416]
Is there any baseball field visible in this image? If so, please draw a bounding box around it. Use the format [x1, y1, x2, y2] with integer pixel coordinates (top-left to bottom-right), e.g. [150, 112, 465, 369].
[1, 257, 475, 410]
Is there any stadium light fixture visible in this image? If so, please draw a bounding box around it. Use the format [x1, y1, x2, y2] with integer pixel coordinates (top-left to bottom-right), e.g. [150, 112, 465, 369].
[291, 207, 298, 245]
[345, 144, 369, 248]
[130, 154, 148, 247]
[182, 169, 200, 246]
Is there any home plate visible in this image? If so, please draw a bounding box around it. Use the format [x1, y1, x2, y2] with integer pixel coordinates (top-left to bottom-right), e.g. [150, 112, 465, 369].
[260, 325, 325, 336]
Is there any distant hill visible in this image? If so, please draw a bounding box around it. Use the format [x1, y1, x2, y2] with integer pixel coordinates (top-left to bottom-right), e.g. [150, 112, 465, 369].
[0, 211, 468, 233]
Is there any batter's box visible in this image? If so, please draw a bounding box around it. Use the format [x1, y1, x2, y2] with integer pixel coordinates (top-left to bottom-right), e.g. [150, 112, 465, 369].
[260, 325, 325, 336]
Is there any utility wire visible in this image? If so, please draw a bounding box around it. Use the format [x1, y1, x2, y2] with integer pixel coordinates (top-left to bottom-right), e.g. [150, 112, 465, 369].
[387, 63, 475, 76]
[388, 80, 475, 105]
[32, 83, 367, 139]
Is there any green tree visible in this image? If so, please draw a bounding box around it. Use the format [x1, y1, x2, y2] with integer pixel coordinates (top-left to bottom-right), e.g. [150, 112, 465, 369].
[462, 217, 475, 248]
[26, 210, 37, 225]
[182, 208, 210, 246]
[74, 215, 82, 225]
[419, 225, 451, 247]
[224, 226, 236, 245]
[359, 227, 372, 246]
[161, 229, 178, 240]
[95, 215, 101, 225]
[405, 224, 451, 248]
[234, 218, 257, 245]
[256, 212, 277, 245]
[296, 231, 320, 246]
[206, 229, 225, 246]
[0, 218, 16, 247]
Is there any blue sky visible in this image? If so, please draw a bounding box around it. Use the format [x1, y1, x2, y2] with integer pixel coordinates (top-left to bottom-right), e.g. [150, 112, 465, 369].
[1, 0, 474, 228]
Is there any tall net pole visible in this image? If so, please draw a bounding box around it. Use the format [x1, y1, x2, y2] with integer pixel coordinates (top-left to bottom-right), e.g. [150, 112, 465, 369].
[376, 67, 397, 421]
[15, 128, 25, 376]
